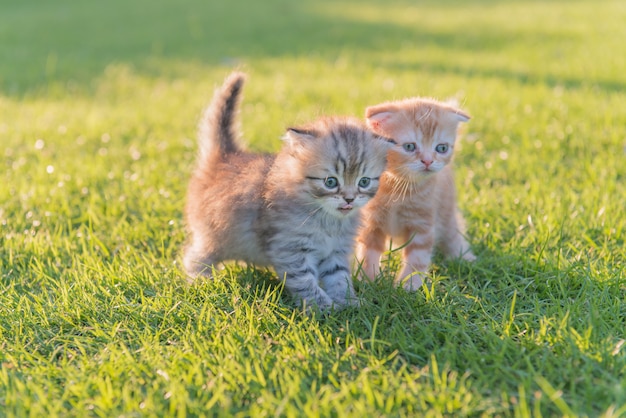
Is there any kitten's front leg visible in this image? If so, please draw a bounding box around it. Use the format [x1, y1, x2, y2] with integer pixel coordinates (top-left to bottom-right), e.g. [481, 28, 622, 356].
[318, 252, 358, 307]
[284, 267, 334, 310]
[354, 243, 382, 281]
[398, 232, 434, 291]
[355, 226, 386, 281]
[272, 252, 333, 310]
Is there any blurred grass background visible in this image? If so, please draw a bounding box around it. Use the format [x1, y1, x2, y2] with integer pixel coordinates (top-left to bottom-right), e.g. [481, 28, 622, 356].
[1, 0, 625, 416]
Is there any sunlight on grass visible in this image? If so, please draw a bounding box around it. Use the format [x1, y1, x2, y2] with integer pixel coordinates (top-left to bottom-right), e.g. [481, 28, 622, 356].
[1, 0, 626, 416]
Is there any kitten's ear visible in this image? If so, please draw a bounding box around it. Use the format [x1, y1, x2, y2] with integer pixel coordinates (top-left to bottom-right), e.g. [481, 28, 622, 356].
[286, 127, 318, 139]
[375, 135, 397, 146]
[365, 104, 398, 134]
[452, 109, 471, 123]
[282, 127, 319, 148]
[444, 97, 461, 108]
[444, 97, 471, 122]
[444, 99, 471, 122]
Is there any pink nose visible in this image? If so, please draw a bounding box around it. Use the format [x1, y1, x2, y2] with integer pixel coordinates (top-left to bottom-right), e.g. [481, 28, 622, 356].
[421, 159, 433, 167]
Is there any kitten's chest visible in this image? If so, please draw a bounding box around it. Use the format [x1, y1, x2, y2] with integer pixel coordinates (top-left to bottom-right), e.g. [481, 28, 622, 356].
[310, 217, 355, 255]
[385, 208, 403, 237]
[375, 182, 437, 237]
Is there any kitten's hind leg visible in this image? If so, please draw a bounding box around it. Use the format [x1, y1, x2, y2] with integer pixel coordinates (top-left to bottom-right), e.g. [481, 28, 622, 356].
[454, 236, 476, 262]
[439, 231, 476, 262]
[183, 241, 218, 281]
[438, 211, 476, 261]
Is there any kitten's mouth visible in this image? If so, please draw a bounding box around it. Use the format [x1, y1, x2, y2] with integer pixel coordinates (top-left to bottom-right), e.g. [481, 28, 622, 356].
[338, 204, 354, 213]
[420, 166, 438, 174]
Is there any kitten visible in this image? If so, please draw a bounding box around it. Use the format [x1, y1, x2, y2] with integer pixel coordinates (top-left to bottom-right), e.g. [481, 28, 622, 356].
[355, 97, 475, 291]
[183, 72, 392, 310]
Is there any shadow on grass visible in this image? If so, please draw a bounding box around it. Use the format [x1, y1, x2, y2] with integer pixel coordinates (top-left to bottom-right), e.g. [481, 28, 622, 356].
[386, 60, 626, 94]
[1, 0, 613, 96]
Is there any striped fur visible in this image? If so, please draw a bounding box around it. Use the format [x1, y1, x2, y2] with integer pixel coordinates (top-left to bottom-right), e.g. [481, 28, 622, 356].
[356, 97, 475, 291]
[197, 71, 246, 165]
[183, 73, 392, 310]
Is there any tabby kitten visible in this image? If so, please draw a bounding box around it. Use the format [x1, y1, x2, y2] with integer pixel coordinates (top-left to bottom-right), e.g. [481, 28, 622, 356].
[183, 72, 392, 310]
[355, 97, 475, 291]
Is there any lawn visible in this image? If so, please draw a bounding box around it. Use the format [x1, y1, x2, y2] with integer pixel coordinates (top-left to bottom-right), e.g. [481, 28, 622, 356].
[1, 0, 625, 416]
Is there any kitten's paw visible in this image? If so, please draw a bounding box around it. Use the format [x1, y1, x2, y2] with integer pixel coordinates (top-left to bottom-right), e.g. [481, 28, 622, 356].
[357, 271, 374, 282]
[321, 297, 362, 314]
[355, 265, 381, 283]
[399, 274, 424, 292]
[335, 295, 362, 309]
[297, 292, 334, 313]
[183, 248, 218, 280]
[462, 251, 477, 262]
[183, 261, 217, 283]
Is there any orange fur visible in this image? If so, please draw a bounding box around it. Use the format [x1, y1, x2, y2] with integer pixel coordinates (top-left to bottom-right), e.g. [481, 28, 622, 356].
[356, 97, 475, 290]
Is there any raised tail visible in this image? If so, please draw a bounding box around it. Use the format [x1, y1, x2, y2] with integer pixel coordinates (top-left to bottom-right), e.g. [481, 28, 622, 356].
[197, 72, 246, 165]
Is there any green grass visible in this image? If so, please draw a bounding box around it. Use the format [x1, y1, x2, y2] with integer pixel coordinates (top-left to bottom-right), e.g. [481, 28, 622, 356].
[1, 0, 625, 416]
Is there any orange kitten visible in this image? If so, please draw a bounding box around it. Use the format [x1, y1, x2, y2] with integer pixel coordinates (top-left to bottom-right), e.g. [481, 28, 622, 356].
[355, 97, 475, 290]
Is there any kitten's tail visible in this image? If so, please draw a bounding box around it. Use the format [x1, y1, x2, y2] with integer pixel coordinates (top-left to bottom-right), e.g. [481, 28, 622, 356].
[197, 72, 246, 165]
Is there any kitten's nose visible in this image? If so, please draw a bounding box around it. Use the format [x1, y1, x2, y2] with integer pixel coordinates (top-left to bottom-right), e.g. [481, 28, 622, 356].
[344, 197, 354, 204]
[421, 159, 433, 167]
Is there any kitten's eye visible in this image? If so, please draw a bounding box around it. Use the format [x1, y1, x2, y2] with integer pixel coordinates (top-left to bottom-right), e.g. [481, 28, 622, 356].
[435, 143, 449, 153]
[324, 177, 339, 188]
[403, 143, 416, 152]
[358, 177, 371, 188]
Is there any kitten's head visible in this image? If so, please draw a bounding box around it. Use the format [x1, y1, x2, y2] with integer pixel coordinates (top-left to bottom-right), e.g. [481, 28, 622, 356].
[365, 98, 470, 179]
[281, 117, 393, 218]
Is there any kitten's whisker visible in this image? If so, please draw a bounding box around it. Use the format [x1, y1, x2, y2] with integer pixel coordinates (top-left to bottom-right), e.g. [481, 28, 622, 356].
[401, 179, 410, 202]
[391, 175, 407, 202]
[393, 180, 403, 200]
[300, 206, 323, 227]
[390, 176, 408, 202]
